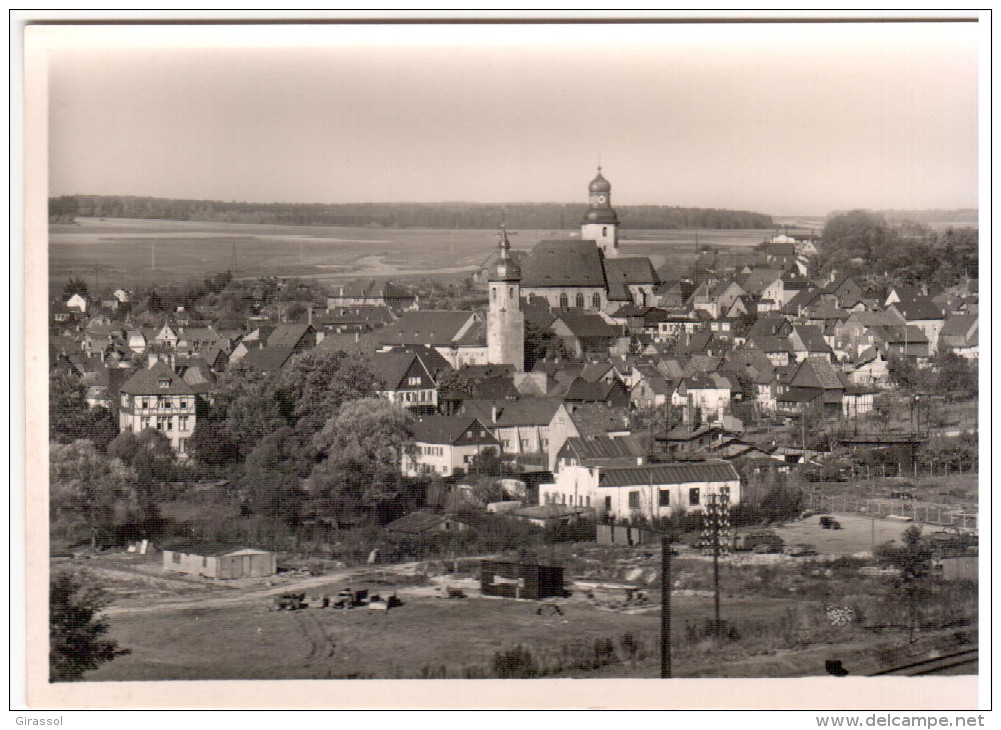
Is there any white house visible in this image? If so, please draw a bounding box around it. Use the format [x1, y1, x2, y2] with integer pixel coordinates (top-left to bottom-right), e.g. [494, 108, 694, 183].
[66, 293, 88, 313]
[403, 415, 500, 478]
[118, 361, 197, 456]
[539, 461, 741, 521]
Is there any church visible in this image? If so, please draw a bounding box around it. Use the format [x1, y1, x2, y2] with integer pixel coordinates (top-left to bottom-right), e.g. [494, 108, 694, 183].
[377, 169, 658, 374]
[518, 167, 661, 312]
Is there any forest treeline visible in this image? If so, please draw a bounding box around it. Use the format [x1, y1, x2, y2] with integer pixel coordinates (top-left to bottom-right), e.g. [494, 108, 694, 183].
[49, 195, 774, 230]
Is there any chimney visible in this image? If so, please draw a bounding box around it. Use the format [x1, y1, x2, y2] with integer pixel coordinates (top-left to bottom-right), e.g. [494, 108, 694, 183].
[308, 305, 313, 326]
[491, 406, 499, 424]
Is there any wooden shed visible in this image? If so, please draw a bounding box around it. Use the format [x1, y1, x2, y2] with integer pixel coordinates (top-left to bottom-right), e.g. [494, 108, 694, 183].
[163, 544, 276, 579]
[480, 560, 565, 600]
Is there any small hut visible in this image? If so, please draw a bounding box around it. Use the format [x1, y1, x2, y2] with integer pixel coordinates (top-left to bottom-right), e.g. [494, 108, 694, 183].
[163, 544, 276, 579]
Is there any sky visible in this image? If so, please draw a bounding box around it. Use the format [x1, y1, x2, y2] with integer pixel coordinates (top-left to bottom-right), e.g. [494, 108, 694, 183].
[43, 21, 981, 216]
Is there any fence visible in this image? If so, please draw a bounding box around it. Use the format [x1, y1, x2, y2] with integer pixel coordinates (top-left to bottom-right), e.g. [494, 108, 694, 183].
[843, 461, 977, 480]
[806, 493, 978, 530]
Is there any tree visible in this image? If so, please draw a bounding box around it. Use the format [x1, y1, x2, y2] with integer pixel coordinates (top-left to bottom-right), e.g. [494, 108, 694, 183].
[187, 420, 239, 470]
[49, 372, 118, 450]
[933, 352, 977, 401]
[820, 211, 894, 271]
[875, 525, 934, 643]
[208, 364, 288, 458]
[468, 446, 508, 477]
[277, 350, 383, 436]
[107, 429, 175, 526]
[62, 276, 89, 299]
[524, 320, 566, 370]
[50, 570, 129, 681]
[308, 398, 415, 522]
[50, 440, 137, 548]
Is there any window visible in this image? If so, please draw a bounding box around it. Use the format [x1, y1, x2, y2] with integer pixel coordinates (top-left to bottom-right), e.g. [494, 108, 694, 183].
[178, 438, 186, 454]
[179, 416, 189, 431]
[586, 496, 590, 508]
[141, 397, 149, 409]
[408, 376, 421, 386]
[689, 488, 700, 507]
[172, 552, 181, 564]
[628, 491, 640, 510]
[202, 556, 207, 568]
[463, 455, 470, 464]
[576, 293, 585, 308]
[121, 394, 128, 407]
[602, 227, 608, 236]
[604, 496, 612, 511]
[509, 287, 514, 299]
[559, 294, 568, 308]
[166, 417, 173, 431]
[158, 379, 170, 389]
[140, 417, 150, 430]
[592, 293, 602, 309]
[180, 398, 188, 409]
[156, 417, 166, 431]
[491, 288, 497, 300]
[659, 489, 671, 507]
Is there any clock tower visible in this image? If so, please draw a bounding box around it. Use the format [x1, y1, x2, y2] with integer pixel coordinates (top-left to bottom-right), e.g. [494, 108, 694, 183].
[487, 224, 525, 371]
[581, 166, 620, 257]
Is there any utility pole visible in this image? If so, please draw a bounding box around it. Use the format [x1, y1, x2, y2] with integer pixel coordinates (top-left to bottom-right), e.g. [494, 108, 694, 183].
[701, 490, 731, 635]
[661, 536, 672, 678]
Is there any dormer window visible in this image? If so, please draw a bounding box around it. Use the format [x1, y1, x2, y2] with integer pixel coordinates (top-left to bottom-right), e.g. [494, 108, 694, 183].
[158, 379, 170, 389]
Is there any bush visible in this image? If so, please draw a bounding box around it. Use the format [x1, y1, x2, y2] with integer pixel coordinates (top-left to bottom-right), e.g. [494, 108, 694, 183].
[493, 645, 538, 678]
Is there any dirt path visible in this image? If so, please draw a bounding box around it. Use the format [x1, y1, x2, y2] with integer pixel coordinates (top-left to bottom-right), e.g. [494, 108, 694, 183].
[102, 563, 426, 617]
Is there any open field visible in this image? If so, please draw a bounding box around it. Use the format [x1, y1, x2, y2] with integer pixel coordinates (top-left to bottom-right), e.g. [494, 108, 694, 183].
[48, 217, 773, 295]
[71, 514, 977, 681]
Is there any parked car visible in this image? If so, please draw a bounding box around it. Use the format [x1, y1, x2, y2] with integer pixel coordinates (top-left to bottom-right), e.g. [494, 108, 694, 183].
[819, 516, 842, 530]
[736, 530, 784, 553]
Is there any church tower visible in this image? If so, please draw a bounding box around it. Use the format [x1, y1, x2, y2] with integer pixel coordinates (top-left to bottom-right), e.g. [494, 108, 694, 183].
[487, 224, 525, 371]
[581, 166, 620, 257]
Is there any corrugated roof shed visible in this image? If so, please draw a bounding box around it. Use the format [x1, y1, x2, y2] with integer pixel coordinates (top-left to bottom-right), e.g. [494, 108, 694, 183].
[598, 461, 739, 487]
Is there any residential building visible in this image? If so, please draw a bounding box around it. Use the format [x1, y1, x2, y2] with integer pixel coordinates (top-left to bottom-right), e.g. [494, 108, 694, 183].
[403, 415, 500, 477]
[118, 361, 197, 456]
[539, 461, 741, 520]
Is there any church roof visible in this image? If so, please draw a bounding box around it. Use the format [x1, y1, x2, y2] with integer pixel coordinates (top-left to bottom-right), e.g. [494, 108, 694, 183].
[588, 167, 612, 193]
[604, 257, 660, 287]
[520, 239, 608, 289]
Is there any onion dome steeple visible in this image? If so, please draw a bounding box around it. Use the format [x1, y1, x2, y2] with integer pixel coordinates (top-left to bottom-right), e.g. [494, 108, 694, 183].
[489, 223, 521, 282]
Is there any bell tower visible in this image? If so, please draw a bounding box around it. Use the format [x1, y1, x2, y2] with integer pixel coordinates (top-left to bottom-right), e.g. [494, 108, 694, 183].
[581, 166, 620, 257]
[487, 224, 525, 371]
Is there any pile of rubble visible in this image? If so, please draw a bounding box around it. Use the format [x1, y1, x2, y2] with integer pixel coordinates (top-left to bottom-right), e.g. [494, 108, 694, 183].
[272, 587, 403, 611]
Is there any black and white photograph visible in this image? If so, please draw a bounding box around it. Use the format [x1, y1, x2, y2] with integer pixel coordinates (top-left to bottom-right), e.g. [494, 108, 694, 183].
[18, 13, 987, 712]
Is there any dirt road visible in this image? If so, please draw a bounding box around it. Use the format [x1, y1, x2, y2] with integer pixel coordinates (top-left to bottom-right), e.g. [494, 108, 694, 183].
[102, 562, 425, 617]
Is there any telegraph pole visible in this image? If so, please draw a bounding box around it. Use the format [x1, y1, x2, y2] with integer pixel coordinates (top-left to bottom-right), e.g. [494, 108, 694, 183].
[661, 536, 672, 678]
[702, 490, 732, 635]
